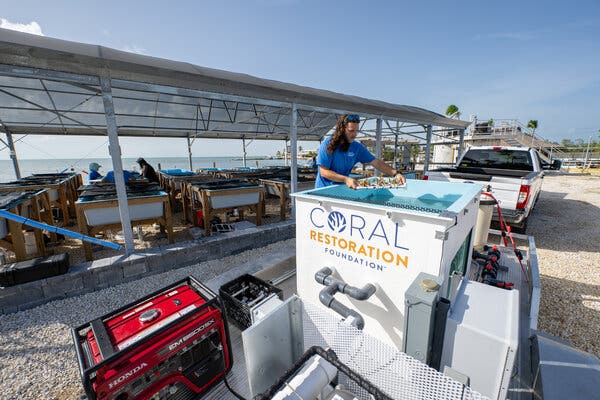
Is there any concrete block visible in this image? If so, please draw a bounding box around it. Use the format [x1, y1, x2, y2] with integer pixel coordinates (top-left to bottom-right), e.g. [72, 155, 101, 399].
[42, 273, 85, 300]
[122, 254, 148, 279]
[16, 281, 45, 301]
[189, 227, 203, 240]
[0, 286, 23, 312]
[145, 250, 168, 274]
[89, 259, 123, 289]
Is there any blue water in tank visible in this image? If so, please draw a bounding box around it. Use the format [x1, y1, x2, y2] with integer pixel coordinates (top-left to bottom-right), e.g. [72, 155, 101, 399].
[303, 179, 483, 214]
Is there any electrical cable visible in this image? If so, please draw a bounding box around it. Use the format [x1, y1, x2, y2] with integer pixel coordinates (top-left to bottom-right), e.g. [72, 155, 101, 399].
[481, 191, 508, 246]
[222, 373, 247, 400]
[481, 191, 529, 283]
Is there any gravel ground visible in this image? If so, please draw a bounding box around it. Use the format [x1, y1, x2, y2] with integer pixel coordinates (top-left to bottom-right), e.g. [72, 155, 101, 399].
[0, 239, 294, 400]
[527, 174, 600, 357]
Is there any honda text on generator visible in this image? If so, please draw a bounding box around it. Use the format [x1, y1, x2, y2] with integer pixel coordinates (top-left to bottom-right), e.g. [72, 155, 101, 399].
[72, 277, 232, 400]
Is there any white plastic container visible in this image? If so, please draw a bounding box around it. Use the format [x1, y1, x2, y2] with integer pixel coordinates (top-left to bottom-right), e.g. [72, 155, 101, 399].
[24, 231, 38, 255]
[77, 194, 167, 226]
[293, 180, 482, 349]
[441, 280, 519, 400]
[208, 191, 260, 209]
[473, 196, 495, 250]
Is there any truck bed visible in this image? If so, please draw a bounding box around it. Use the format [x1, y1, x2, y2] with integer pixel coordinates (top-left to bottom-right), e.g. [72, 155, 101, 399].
[433, 166, 537, 180]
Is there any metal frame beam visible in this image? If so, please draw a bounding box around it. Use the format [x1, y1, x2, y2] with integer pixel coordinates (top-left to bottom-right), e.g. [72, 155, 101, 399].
[457, 129, 465, 161]
[100, 75, 135, 255]
[423, 125, 433, 173]
[290, 104, 298, 217]
[375, 118, 382, 177]
[4, 129, 21, 179]
[187, 135, 193, 170]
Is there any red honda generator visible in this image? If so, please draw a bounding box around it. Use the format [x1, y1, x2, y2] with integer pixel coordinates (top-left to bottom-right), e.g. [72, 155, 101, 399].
[72, 276, 232, 400]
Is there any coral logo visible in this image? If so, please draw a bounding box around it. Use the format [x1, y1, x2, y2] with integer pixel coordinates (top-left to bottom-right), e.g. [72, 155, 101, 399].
[327, 211, 347, 233]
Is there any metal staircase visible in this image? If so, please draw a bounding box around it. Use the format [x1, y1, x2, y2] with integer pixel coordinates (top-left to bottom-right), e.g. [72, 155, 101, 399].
[466, 119, 567, 162]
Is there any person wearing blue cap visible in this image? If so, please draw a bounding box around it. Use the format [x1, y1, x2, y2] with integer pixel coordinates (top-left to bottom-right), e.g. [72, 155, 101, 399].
[88, 162, 103, 183]
[315, 114, 405, 188]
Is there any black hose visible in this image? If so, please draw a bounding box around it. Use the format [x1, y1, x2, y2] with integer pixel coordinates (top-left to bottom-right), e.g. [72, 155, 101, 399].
[223, 368, 247, 400]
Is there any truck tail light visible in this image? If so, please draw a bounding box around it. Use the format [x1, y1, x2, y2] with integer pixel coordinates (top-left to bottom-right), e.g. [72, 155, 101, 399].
[516, 185, 530, 209]
[492, 146, 502, 150]
[422, 175, 429, 180]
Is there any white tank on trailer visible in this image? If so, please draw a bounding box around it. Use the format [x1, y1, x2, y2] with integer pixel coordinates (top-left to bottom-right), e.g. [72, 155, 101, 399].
[293, 179, 482, 349]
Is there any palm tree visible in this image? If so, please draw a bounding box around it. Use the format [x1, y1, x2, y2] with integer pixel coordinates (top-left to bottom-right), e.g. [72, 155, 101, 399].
[527, 120, 538, 136]
[445, 105, 460, 119]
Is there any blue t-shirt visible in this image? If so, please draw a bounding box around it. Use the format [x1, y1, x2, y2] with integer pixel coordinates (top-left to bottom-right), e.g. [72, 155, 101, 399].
[315, 138, 375, 188]
[88, 170, 102, 182]
[102, 170, 137, 183]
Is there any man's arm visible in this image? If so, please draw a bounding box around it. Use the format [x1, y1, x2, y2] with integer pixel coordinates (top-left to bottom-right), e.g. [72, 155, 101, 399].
[319, 165, 358, 189]
[369, 159, 406, 184]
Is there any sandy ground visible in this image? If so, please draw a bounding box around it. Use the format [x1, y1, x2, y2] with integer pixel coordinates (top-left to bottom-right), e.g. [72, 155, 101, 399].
[527, 173, 600, 357]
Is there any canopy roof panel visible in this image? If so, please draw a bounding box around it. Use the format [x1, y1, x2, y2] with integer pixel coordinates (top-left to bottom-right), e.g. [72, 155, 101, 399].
[0, 28, 469, 140]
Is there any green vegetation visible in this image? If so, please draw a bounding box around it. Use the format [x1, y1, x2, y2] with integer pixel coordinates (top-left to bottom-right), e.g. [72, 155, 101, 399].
[527, 120, 538, 136]
[559, 137, 600, 152]
[445, 105, 460, 118]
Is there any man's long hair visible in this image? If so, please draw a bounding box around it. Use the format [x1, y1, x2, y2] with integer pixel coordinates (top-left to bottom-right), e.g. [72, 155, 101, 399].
[326, 115, 353, 154]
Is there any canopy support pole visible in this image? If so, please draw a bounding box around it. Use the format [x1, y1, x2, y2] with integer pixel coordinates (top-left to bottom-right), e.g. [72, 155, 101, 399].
[424, 124, 433, 173]
[187, 136, 193, 171]
[393, 120, 399, 170]
[100, 75, 135, 256]
[374, 118, 382, 176]
[290, 104, 298, 217]
[5, 130, 21, 179]
[242, 138, 247, 167]
[457, 128, 465, 163]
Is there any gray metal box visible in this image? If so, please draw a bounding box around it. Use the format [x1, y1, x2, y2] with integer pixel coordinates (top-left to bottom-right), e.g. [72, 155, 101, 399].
[403, 272, 442, 363]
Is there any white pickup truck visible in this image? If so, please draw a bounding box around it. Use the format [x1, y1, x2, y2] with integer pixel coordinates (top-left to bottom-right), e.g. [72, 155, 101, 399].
[424, 146, 561, 232]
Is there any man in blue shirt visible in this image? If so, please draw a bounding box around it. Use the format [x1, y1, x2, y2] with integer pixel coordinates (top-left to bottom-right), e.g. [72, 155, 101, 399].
[315, 114, 406, 188]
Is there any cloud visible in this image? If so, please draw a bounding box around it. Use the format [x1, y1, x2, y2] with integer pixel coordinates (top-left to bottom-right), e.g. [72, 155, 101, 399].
[121, 45, 148, 55]
[0, 18, 44, 36]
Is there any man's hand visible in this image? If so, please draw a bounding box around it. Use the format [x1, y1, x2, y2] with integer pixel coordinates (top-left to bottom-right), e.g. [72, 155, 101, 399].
[394, 172, 406, 185]
[344, 176, 358, 189]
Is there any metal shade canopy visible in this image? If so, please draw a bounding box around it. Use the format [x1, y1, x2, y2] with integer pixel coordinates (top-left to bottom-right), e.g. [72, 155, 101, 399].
[0, 27, 468, 142]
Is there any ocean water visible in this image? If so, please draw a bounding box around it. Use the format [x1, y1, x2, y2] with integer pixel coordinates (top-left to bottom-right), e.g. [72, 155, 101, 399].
[0, 156, 295, 182]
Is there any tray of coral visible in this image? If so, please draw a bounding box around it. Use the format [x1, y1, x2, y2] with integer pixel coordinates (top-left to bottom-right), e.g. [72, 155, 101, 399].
[355, 176, 406, 189]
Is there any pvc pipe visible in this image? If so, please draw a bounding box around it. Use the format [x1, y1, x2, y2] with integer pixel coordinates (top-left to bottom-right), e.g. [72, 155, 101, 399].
[271, 355, 337, 400]
[315, 267, 376, 330]
[0, 210, 122, 251]
[315, 267, 376, 300]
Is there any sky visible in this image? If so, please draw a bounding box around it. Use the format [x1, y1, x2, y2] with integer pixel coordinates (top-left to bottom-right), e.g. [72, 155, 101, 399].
[1, 0, 599, 160]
